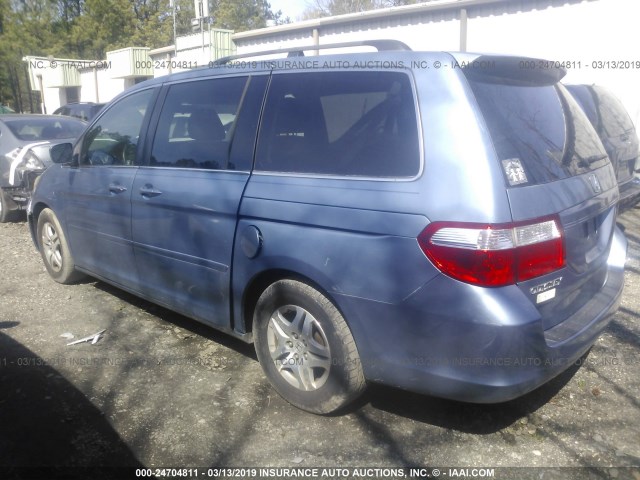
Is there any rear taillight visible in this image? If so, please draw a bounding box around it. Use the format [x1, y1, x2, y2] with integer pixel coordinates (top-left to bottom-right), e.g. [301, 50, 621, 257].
[418, 217, 564, 287]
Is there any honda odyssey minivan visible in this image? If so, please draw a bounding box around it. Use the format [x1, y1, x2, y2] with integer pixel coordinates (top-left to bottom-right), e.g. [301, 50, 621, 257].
[28, 42, 627, 414]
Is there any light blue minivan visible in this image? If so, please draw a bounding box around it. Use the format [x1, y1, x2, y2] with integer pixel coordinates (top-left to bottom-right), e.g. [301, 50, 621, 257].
[29, 42, 627, 413]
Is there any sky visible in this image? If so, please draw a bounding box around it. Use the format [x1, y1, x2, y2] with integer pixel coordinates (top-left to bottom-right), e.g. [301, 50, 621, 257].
[269, 0, 311, 22]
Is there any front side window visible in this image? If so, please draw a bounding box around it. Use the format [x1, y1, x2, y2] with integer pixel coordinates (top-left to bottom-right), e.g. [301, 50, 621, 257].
[149, 77, 248, 170]
[255, 71, 420, 178]
[81, 89, 154, 166]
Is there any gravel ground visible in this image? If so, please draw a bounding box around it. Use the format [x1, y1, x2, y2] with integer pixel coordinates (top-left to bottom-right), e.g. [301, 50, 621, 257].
[0, 207, 639, 480]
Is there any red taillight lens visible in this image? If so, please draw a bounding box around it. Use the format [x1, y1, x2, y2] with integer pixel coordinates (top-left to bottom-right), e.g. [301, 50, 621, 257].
[417, 217, 564, 287]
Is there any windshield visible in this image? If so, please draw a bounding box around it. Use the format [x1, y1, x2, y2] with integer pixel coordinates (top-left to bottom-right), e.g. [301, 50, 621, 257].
[469, 80, 608, 187]
[5, 117, 85, 141]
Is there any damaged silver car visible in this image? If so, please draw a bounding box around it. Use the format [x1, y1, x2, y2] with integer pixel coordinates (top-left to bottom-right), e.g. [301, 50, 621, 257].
[0, 114, 85, 222]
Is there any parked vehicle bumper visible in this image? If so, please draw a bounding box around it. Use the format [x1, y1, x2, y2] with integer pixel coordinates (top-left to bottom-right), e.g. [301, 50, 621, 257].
[339, 226, 627, 403]
[618, 176, 640, 212]
[4, 170, 43, 211]
[2, 185, 33, 213]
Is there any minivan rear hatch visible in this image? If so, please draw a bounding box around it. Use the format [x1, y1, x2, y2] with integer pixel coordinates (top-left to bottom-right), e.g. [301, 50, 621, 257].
[463, 56, 619, 330]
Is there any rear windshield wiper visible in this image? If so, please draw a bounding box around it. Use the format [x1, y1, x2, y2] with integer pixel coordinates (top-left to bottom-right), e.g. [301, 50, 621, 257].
[576, 154, 608, 168]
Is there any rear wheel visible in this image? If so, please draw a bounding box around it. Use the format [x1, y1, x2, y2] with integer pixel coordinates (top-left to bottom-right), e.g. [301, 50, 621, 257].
[253, 279, 366, 414]
[37, 208, 85, 284]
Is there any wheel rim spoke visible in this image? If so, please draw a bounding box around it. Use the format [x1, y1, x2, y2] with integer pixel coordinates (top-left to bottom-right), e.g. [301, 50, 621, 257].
[307, 335, 329, 357]
[305, 352, 331, 371]
[270, 313, 291, 342]
[290, 306, 306, 333]
[42, 222, 63, 272]
[268, 337, 291, 364]
[300, 311, 314, 338]
[267, 304, 331, 392]
[277, 352, 296, 371]
[290, 359, 315, 390]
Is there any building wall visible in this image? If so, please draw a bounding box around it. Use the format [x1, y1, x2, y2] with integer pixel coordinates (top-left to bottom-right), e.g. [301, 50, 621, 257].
[24, 54, 146, 113]
[150, 29, 236, 77]
[40, 85, 66, 115]
[24, 34, 234, 112]
[77, 69, 128, 104]
[467, 0, 640, 126]
[233, 0, 640, 129]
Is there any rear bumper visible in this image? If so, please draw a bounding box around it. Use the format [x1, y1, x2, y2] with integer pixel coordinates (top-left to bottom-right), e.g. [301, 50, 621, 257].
[339, 227, 627, 403]
[2, 186, 31, 212]
[618, 177, 640, 212]
[1, 171, 42, 212]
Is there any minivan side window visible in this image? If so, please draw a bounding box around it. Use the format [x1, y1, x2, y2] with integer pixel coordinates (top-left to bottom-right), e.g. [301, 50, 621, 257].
[149, 77, 248, 170]
[81, 89, 154, 166]
[255, 71, 420, 178]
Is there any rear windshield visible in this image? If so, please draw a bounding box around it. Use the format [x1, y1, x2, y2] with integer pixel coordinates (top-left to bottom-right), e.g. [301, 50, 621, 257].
[71, 105, 94, 121]
[469, 80, 608, 187]
[5, 117, 85, 141]
[591, 86, 635, 138]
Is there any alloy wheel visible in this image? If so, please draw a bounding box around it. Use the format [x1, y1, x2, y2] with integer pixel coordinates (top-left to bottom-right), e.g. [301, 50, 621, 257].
[267, 305, 331, 391]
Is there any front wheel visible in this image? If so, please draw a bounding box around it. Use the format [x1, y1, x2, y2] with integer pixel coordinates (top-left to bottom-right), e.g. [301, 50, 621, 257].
[36, 208, 85, 284]
[253, 279, 366, 414]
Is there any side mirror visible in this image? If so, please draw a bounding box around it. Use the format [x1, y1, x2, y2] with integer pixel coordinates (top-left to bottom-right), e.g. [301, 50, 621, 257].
[50, 143, 73, 164]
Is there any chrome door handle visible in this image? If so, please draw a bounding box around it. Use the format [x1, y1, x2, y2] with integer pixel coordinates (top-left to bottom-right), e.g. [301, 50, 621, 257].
[139, 186, 163, 198]
[108, 184, 127, 194]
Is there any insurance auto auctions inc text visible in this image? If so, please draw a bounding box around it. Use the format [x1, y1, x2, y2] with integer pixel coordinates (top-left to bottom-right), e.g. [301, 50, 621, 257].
[183, 467, 496, 479]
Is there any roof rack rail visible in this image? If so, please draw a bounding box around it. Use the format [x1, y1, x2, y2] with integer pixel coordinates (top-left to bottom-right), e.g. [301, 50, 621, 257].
[212, 39, 412, 66]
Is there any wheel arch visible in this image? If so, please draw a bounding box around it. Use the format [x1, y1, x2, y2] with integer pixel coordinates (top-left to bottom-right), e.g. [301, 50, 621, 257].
[29, 201, 51, 248]
[239, 268, 346, 338]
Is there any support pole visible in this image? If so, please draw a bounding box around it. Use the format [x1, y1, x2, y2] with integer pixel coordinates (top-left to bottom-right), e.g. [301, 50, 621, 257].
[312, 28, 319, 56]
[460, 8, 468, 52]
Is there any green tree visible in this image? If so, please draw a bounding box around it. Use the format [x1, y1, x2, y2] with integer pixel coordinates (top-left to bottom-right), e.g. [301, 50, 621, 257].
[56, 0, 84, 24]
[129, 0, 173, 49]
[69, 0, 135, 58]
[0, 0, 61, 111]
[173, 0, 196, 37]
[0, 0, 287, 110]
[303, 0, 419, 18]
[50, 0, 86, 57]
[212, 0, 277, 32]
[0, 0, 14, 107]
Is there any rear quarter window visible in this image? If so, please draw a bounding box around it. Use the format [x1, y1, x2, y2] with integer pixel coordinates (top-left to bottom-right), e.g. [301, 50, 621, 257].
[255, 71, 420, 178]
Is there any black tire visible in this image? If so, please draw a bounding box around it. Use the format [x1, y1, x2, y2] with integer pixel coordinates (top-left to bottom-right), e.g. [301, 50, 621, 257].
[253, 279, 366, 414]
[36, 208, 85, 284]
[0, 188, 20, 223]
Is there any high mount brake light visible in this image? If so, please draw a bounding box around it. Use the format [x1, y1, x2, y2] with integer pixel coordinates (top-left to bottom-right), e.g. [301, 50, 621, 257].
[418, 217, 564, 287]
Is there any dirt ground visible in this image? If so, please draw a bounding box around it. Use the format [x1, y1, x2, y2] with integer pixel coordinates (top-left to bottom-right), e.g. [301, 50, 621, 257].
[0, 206, 639, 480]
